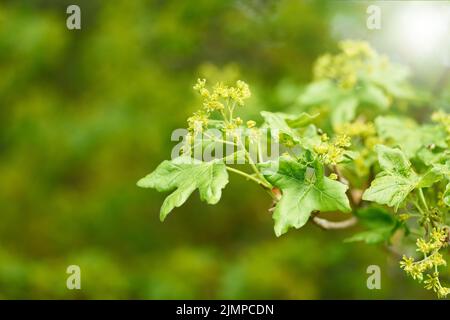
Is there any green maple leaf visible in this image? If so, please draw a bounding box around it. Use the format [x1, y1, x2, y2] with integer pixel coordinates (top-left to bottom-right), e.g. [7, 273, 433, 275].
[363, 146, 448, 209]
[260, 157, 351, 236]
[362, 145, 419, 210]
[260, 111, 321, 155]
[298, 80, 338, 105]
[417, 147, 449, 166]
[432, 161, 450, 177]
[368, 63, 416, 99]
[345, 207, 401, 244]
[418, 168, 444, 188]
[375, 116, 447, 158]
[137, 156, 229, 220]
[357, 83, 390, 109]
[417, 161, 450, 188]
[260, 111, 318, 136]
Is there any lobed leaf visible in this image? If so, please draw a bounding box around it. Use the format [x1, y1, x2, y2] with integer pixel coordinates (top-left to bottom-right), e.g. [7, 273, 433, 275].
[137, 156, 229, 220]
[362, 146, 418, 211]
[260, 157, 351, 236]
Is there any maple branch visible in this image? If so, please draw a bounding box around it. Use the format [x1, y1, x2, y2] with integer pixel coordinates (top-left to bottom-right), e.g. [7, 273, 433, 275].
[312, 216, 358, 230]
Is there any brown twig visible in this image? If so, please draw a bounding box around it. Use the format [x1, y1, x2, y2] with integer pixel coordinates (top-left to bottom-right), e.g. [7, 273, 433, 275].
[312, 216, 358, 230]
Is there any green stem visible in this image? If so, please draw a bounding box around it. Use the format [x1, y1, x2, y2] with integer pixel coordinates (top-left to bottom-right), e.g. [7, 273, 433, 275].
[229, 101, 235, 123]
[226, 166, 271, 190]
[412, 200, 425, 216]
[418, 188, 429, 212]
[203, 132, 237, 146]
[237, 138, 272, 189]
[220, 110, 229, 125]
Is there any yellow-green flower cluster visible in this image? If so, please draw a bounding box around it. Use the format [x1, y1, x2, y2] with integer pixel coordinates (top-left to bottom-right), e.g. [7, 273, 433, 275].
[400, 228, 449, 298]
[419, 208, 443, 228]
[335, 120, 381, 176]
[187, 110, 209, 134]
[417, 228, 448, 254]
[189, 78, 252, 133]
[193, 78, 251, 111]
[193, 78, 225, 112]
[340, 40, 375, 58]
[335, 120, 381, 149]
[432, 110, 450, 126]
[424, 273, 450, 298]
[335, 120, 376, 138]
[313, 40, 380, 89]
[432, 110, 450, 139]
[313, 134, 351, 165]
[231, 80, 251, 106]
[400, 252, 446, 279]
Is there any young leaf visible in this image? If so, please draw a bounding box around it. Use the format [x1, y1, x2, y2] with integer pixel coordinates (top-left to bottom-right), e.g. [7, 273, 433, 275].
[432, 161, 450, 177]
[345, 207, 399, 244]
[260, 111, 301, 143]
[137, 157, 229, 221]
[376, 144, 411, 173]
[285, 112, 320, 128]
[260, 111, 317, 134]
[260, 158, 351, 236]
[331, 96, 358, 128]
[417, 167, 444, 188]
[260, 112, 320, 152]
[357, 83, 390, 109]
[375, 117, 421, 158]
[362, 145, 418, 211]
[375, 117, 447, 158]
[298, 80, 338, 105]
[369, 63, 416, 99]
[417, 147, 449, 166]
[345, 228, 393, 244]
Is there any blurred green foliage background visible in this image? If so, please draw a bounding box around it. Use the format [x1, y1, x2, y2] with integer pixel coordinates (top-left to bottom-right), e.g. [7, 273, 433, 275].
[0, 0, 446, 299]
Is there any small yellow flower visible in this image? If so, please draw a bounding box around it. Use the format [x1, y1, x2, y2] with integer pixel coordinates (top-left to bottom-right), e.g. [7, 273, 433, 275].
[416, 238, 432, 254]
[193, 78, 206, 91]
[328, 173, 338, 180]
[314, 143, 329, 155]
[213, 82, 230, 98]
[398, 213, 411, 222]
[438, 286, 450, 298]
[187, 111, 209, 133]
[321, 133, 329, 142]
[431, 228, 447, 245]
[424, 273, 440, 292]
[246, 120, 256, 128]
[400, 255, 414, 270]
[335, 134, 351, 148]
[227, 80, 251, 106]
